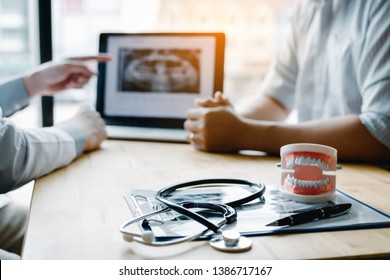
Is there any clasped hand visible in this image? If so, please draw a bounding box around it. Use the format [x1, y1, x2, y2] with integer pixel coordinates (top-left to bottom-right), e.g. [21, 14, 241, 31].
[184, 92, 248, 152]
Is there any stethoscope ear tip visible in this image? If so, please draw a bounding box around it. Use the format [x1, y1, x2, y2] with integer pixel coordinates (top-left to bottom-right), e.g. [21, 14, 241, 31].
[123, 234, 134, 242]
[122, 230, 155, 244]
[141, 231, 155, 243]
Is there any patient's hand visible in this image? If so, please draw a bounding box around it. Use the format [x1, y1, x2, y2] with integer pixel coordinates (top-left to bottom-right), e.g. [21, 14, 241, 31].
[184, 105, 247, 152]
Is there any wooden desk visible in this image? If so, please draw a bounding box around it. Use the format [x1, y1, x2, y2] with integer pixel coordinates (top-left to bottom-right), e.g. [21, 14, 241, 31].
[22, 140, 390, 259]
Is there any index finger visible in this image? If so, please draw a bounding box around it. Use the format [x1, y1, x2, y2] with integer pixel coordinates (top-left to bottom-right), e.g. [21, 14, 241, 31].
[195, 98, 221, 108]
[66, 54, 112, 62]
[63, 63, 98, 77]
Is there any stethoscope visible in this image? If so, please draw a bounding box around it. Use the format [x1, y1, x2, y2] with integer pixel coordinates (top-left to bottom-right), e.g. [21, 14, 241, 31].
[120, 178, 266, 252]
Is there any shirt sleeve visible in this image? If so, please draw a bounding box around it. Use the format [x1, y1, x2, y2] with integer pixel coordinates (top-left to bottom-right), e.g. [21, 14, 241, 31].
[0, 117, 79, 194]
[358, 0, 390, 149]
[0, 77, 29, 117]
[55, 122, 86, 156]
[260, 3, 300, 110]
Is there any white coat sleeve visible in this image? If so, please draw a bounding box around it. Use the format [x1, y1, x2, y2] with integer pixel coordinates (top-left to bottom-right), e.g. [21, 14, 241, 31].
[0, 77, 84, 193]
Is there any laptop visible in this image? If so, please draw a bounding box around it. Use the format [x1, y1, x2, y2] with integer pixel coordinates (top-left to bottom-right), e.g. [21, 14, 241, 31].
[96, 32, 225, 142]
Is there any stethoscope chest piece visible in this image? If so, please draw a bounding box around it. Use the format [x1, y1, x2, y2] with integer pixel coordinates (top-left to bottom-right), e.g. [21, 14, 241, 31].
[209, 230, 252, 252]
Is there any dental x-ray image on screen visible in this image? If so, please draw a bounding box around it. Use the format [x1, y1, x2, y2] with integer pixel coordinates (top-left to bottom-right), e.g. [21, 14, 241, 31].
[118, 48, 201, 93]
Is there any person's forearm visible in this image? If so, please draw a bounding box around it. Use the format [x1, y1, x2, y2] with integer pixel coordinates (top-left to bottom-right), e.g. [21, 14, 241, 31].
[241, 114, 390, 161]
[236, 94, 290, 121]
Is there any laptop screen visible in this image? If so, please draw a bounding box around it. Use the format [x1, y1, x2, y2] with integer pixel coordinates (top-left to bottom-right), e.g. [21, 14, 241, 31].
[96, 33, 225, 128]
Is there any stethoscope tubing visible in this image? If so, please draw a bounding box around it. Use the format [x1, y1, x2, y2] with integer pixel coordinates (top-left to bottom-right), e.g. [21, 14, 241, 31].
[121, 178, 266, 247]
[155, 178, 266, 233]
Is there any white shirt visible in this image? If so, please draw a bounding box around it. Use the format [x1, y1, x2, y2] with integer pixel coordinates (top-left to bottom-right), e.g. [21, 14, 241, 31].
[0, 78, 84, 206]
[262, 0, 390, 149]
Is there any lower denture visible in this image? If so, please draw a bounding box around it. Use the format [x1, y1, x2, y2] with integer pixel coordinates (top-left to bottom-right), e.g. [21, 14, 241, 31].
[283, 164, 332, 195]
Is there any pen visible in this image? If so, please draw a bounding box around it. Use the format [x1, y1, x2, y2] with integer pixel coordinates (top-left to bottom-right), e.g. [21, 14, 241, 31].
[266, 203, 352, 227]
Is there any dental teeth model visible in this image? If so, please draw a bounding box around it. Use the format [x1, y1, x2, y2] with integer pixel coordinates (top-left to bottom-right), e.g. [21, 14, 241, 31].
[280, 143, 338, 203]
